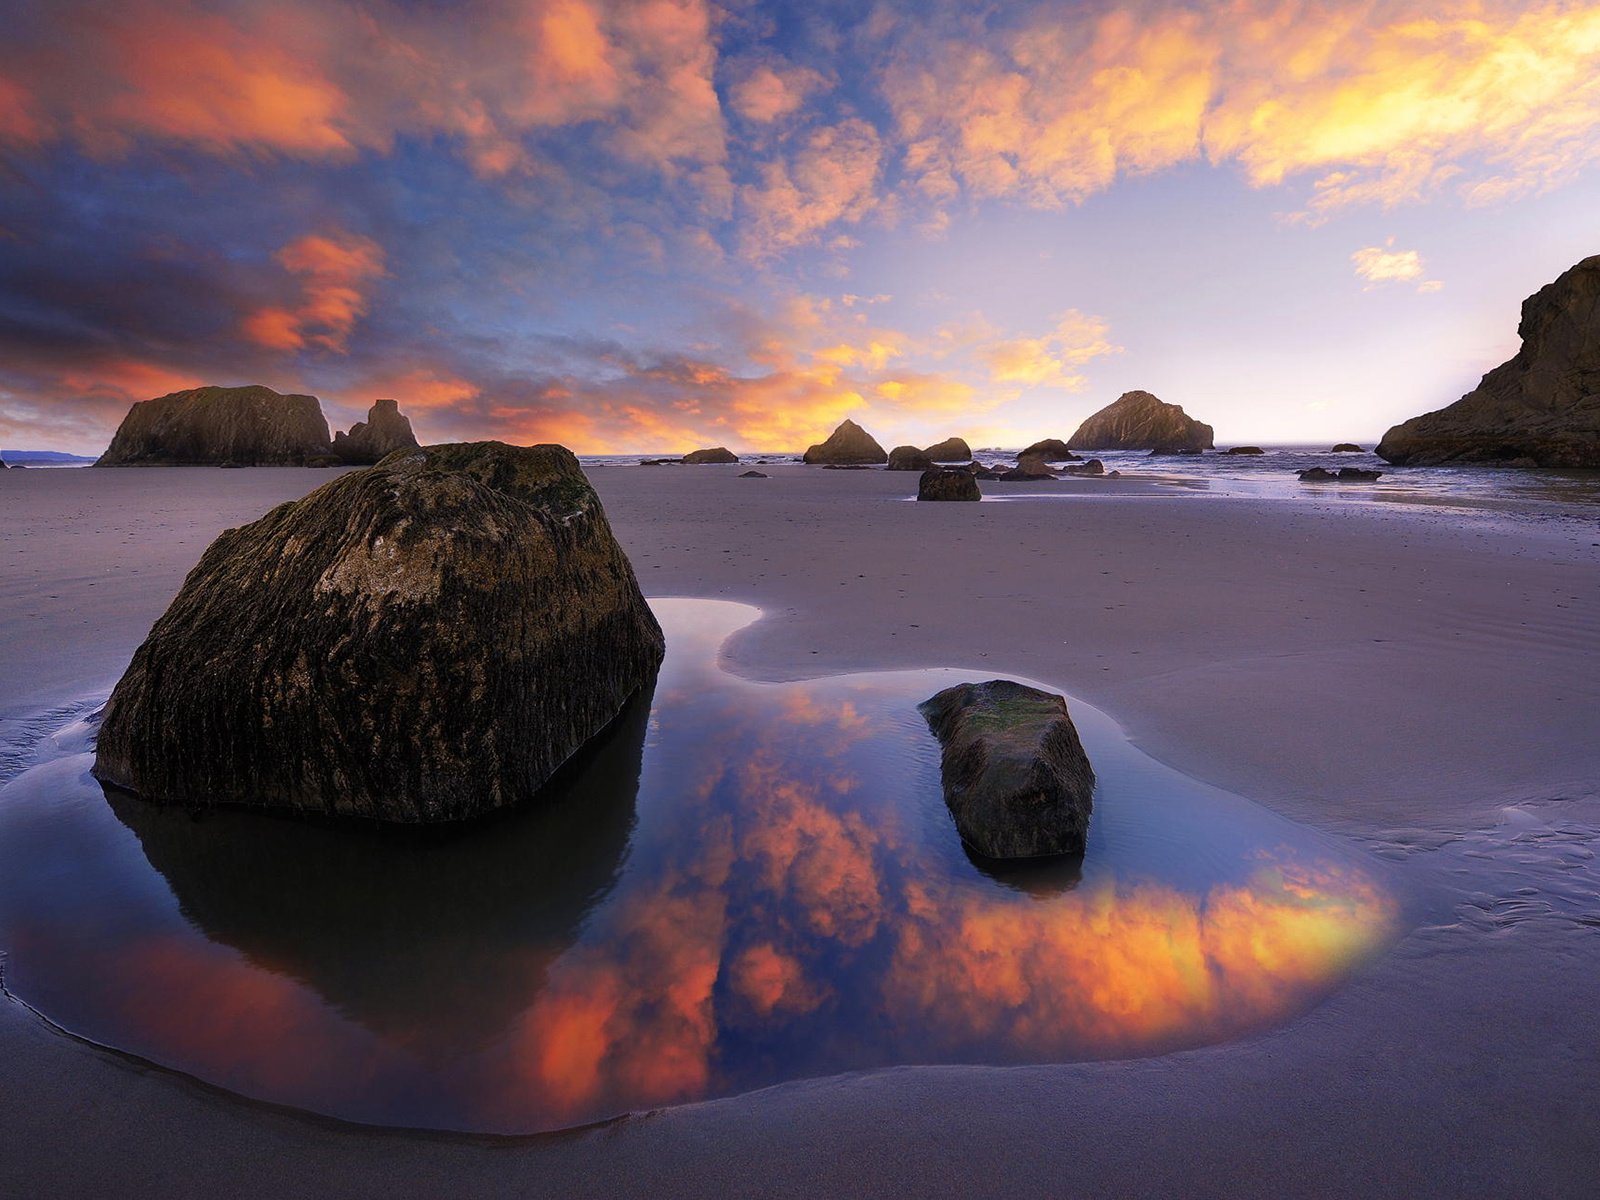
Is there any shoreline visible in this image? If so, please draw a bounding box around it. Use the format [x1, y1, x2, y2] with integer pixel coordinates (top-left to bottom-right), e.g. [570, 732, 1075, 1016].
[1, 463, 1598, 1195]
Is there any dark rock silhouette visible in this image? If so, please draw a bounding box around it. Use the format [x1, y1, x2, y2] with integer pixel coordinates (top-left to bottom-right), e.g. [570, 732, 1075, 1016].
[682, 447, 739, 464]
[94, 441, 665, 823]
[1223, 446, 1266, 455]
[1378, 255, 1600, 466]
[739, 469, 768, 478]
[803, 419, 888, 465]
[1331, 443, 1363, 452]
[1300, 467, 1383, 482]
[922, 437, 972, 462]
[1061, 458, 1105, 476]
[332, 398, 418, 464]
[1069, 390, 1214, 452]
[920, 680, 1095, 859]
[887, 445, 935, 471]
[96, 385, 333, 466]
[1017, 438, 1080, 462]
[917, 468, 981, 500]
[1000, 453, 1058, 481]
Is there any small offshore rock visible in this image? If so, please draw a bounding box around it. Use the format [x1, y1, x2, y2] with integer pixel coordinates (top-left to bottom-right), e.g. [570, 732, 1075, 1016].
[1061, 458, 1105, 476]
[1300, 466, 1384, 482]
[1331, 443, 1363, 452]
[1223, 446, 1266, 455]
[332, 398, 419, 465]
[920, 680, 1095, 859]
[682, 447, 739, 464]
[917, 467, 981, 501]
[923, 437, 972, 462]
[739, 469, 768, 478]
[1017, 438, 1080, 461]
[887, 445, 935, 471]
[803, 419, 888, 465]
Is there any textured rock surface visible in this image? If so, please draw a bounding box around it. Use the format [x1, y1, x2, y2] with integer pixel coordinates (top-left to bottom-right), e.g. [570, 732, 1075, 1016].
[917, 468, 981, 500]
[803, 419, 888, 465]
[887, 445, 934, 471]
[922, 437, 972, 461]
[93, 441, 665, 823]
[681, 447, 739, 464]
[1068, 390, 1214, 451]
[97, 385, 333, 466]
[1001, 454, 1058, 481]
[332, 399, 418, 464]
[1378, 256, 1600, 467]
[920, 679, 1095, 859]
[1017, 438, 1079, 461]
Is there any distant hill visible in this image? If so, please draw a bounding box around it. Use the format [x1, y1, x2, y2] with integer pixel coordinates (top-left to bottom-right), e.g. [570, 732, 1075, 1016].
[2, 450, 98, 465]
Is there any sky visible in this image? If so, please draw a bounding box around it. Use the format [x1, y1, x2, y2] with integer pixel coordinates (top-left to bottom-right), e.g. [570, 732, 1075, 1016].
[2, 0, 1599, 455]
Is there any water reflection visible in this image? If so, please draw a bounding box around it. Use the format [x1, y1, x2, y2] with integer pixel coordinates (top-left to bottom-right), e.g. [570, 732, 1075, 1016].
[0, 600, 1399, 1132]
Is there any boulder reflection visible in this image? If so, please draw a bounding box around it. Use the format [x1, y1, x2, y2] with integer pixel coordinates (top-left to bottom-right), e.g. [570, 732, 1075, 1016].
[0, 600, 1399, 1133]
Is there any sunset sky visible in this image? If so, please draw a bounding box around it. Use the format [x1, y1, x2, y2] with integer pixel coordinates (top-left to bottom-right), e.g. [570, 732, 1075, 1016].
[3, 0, 1599, 455]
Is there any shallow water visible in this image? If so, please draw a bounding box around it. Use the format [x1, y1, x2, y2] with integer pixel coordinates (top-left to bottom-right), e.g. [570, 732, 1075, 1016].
[0, 599, 1400, 1133]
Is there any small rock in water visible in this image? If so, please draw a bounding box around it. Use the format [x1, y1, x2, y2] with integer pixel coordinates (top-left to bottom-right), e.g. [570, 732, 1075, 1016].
[1331, 443, 1363, 452]
[918, 467, 981, 501]
[1299, 466, 1384, 482]
[922, 436, 972, 462]
[1223, 446, 1266, 455]
[739, 470, 768, 478]
[887, 445, 935, 471]
[682, 447, 739, 464]
[920, 680, 1095, 859]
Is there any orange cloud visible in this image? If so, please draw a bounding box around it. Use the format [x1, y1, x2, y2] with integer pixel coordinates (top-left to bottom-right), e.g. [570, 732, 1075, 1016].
[740, 118, 884, 257]
[979, 309, 1123, 389]
[730, 61, 830, 123]
[886, 1, 1600, 217]
[242, 231, 386, 353]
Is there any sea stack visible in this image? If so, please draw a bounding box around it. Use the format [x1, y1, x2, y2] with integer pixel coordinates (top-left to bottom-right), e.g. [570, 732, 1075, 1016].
[681, 447, 740, 464]
[922, 436, 972, 462]
[1377, 255, 1600, 467]
[803, 419, 888, 465]
[93, 441, 665, 823]
[332, 398, 419, 464]
[920, 680, 1095, 859]
[96, 385, 333, 466]
[1068, 390, 1214, 452]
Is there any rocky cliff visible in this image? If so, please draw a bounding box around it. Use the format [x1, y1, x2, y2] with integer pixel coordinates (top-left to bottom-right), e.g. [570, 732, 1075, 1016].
[332, 398, 418, 464]
[1377, 255, 1600, 467]
[1067, 390, 1213, 452]
[96, 385, 334, 466]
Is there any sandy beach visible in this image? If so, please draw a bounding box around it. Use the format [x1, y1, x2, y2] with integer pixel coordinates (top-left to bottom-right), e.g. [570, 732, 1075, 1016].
[1, 462, 1597, 1197]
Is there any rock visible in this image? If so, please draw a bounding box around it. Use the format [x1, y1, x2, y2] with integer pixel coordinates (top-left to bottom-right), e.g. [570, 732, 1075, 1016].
[1299, 466, 1383, 482]
[1377, 255, 1600, 467]
[917, 468, 981, 501]
[1069, 390, 1214, 451]
[922, 437, 972, 462]
[639, 458, 680, 465]
[919, 680, 1095, 859]
[1331, 443, 1363, 452]
[999, 454, 1058, 481]
[332, 398, 419, 465]
[681, 447, 739, 464]
[803, 419, 888, 465]
[739, 470, 768, 478]
[96, 384, 333, 466]
[1148, 445, 1204, 456]
[887, 445, 935, 471]
[1060, 458, 1105, 476]
[1223, 446, 1266, 455]
[822, 463, 874, 470]
[1017, 438, 1080, 462]
[92, 441, 666, 823]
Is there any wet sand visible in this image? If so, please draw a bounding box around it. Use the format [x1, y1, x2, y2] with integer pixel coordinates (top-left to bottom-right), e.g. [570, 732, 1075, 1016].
[2, 462, 1598, 1197]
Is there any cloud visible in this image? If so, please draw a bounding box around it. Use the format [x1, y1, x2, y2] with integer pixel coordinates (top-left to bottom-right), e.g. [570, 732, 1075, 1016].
[883, 1, 1600, 218]
[1351, 239, 1442, 293]
[979, 309, 1123, 389]
[738, 118, 884, 257]
[242, 232, 387, 353]
[728, 60, 830, 124]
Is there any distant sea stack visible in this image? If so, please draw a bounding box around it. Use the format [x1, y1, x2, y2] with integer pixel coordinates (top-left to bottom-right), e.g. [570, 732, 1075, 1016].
[332, 398, 418, 464]
[681, 447, 740, 464]
[803, 419, 888, 465]
[922, 436, 971, 462]
[1377, 255, 1600, 467]
[93, 441, 665, 823]
[96, 385, 333, 466]
[1067, 390, 1214, 452]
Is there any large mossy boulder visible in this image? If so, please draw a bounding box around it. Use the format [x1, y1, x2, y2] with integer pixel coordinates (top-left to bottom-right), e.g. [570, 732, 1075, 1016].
[920, 680, 1095, 859]
[93, 441, 665, 823]
[803, 419, 888, 465]
[96, 384, 333, 466]
[1377, 255, 1600, 467]
[917, 467, 981, 500]
[332, 398, 418, 464]
[1068, 390, 1213, 452]
[923, 436, 972, 462]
